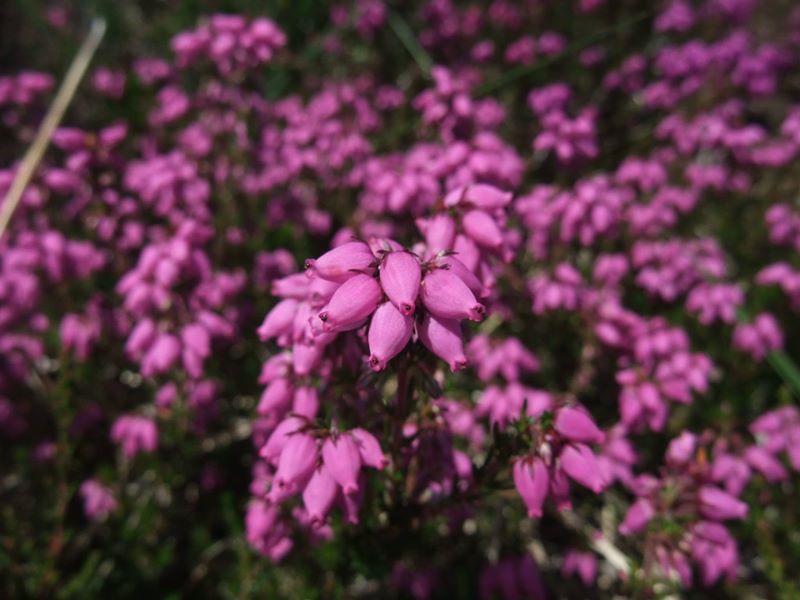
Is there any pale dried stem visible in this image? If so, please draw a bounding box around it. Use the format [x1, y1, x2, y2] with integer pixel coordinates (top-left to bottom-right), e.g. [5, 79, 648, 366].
[0, 18, 106, 240]
[560, 510, 632, 575]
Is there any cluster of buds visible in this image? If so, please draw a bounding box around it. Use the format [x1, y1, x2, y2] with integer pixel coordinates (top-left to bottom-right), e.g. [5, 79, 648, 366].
[171, 14, 286, 75]
[118, 222, 240, 380]
[613, 317, 714, 432]
[259, 238, 484, 374]
[528, 82, 599, 165]
[732, 312, 783, 360]
[257, 183, 513, 380]
[110, 415, 158, 459]
[619, 431, 749, 586]
[765, 203, 800, 251]
[512, 405, 609, 518]
[257, 416, 387, 525]
[685, 282, 744, 325]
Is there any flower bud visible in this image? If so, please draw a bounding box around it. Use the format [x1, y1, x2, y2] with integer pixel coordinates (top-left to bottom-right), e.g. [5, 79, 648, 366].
[560, 444, 605, 493]
[554, 406, 605, 444]
[258, 353, 291, 384]
[260, 416, 306, 463]
[698, 486, 748, 520]
[257, 299, 298, 341]
[317, 274, 381, 332]
[462, 209, 504, 250]
[416, 214, 456, 255]
[308, 277, 340, 308]
[257, 377, 293, 415]
[274, 433, 318, 491]
[453, 234, 480, 271]
[435, 255, 488, 298]
[293, 386, 319, 419]
[341, 474, 365, 524]
[619, 498, 654, 535]
[182, 323, 210, 357]
[549, 467, 572, 511]
[665, 431, 697, 465]
[380, 251, 421, 315]
[125, 318, 156, 358]
[421, 269, 485, 322]
[292, 343, 323, 376]
[418, 313, 468, 372]
[271, 273, 310, 299]
[513, 458, 549, 518]
[305, 241, 375, 282]
[351, 428, 389, 469]
[367, 302, 413, 371]
[444, 183, 512, 209]
[744, 446, 788, 482]
[322, 434, 362, 495]
[141, 334, 181, 376]
[302, 465, 338, 525]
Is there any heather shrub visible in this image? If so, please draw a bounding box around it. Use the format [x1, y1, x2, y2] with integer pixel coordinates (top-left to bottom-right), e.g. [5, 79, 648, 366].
[2, 0, 800, 598]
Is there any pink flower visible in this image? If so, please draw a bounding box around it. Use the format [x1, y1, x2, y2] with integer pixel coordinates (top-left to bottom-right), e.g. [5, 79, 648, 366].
[666, 431, 697, 465]
[257, 298, 298, 342]
[379, 251, 421, 315]
[560, 444, 606, 493]
[416, 214, 456, 255]
[619, 498, 655, 535]
[562, 550, 598, 586]
[420, 268, 485, 322]
[554, 406, 605, 444]
[698, 486, 748, 521]
[435, 255, 488, 298]
[367, 302, 413, 371]
[260, 416, 307, 462]
[141, 334, 181, 377]
[293, 387, 319, 419]
[302, 465, 338, 525]
[322, 434, 362, 495]
[80, 479, 117, 521]
[350, 428, 388, 469]
[257, 377, 293, 415]
[111, 415, 158, 459]
[732, 313, 783, 360]
[513, 458, 549, 518]
[462, 210, 505, 250]
[743, 446, 787, 482]
[305, 241, 375, 282]
[418, 313, 468, 371]
[273, 433, 319, 493]
[318, 274, 381, 332]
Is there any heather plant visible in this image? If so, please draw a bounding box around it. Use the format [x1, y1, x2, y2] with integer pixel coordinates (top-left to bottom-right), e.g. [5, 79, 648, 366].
[2, 0, 800, 598]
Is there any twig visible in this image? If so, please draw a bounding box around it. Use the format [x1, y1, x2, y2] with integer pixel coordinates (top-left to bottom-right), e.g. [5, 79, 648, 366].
[0, 17, 106, 240]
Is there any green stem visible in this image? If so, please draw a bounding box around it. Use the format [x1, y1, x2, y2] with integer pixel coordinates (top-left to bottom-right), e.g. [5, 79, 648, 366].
[767, 351, 800, 398]
[387, 10, 433, 77]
